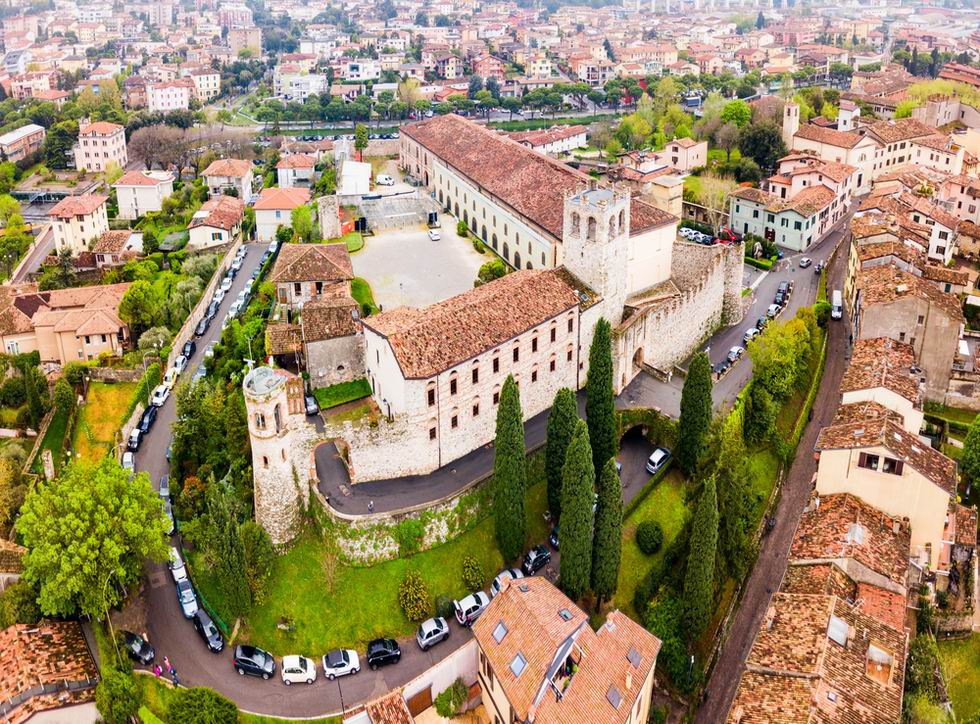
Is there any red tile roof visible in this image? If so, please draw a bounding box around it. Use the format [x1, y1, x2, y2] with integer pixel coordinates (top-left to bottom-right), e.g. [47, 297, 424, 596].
[78, 120, 123, 136]
[189, 195, 245, 231]
[48, 194, 107, 218]
[253, 187, 310, 210]
[795, 123, 865, 149]
[113, 170, 173, 187]
[203, 158, 253, 178]
[269, 243, 353, 284]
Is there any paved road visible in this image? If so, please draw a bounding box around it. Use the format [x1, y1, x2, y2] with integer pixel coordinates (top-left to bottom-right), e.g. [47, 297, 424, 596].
[11, 225, 54, 283]
[620, 212, 855, 418]
[694, 226, 852, 723]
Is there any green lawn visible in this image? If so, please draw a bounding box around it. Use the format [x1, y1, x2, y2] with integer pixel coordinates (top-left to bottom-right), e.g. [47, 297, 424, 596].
[930, 406, 979, 426]
[746, 449, 779, 524]
[938, 635, 980, 720]
[30, 406, 70, 474]
[313, 378, 371, 409]
[614, 470, 690, 621]
[707, 147, 742, 165]
[73, 382, 137, 463]
[351, 277, 377, 315]
[328, 231, 363, 253]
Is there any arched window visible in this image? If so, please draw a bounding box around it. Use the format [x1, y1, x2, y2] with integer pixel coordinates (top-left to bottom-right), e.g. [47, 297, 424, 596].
[449, 371, 459, 396]
[262, 456, 269, 468]
[526, 261, 532, 269]
[274, 404, 281, 433]
[255, 412, 266, 430]
[514, 251, 522, 268]
[471, 360, 480, 385]
[438, 190, 443, 203]
[587, 216, 597, 240]
[463, 210, 469, 225]
[571, 212, 580, 236]
[609, 217, 617, 238]
[482, 225, 487, 242]
[503, 242, 510, 261]
[491, 233, 498, 249]
[426, 380, 437, 407]
[454, 202, 459, 216]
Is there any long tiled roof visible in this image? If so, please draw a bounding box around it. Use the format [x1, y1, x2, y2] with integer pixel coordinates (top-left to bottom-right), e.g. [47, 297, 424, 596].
[253, 187, 310, 210]
[362, 269, 581, 379]
[189, 195, 245, 231]
[203, 158, 252, 178]
[48, 194, 107, 218]
[113, 170, 173, 187]
[857, 264, 965, 324]
[862, 118, 941, 145]
[840, 337, 919, 404]
[730, 184, 836, 218]
[402, 114, 676, 239]
[269, 243, 353, 284]
[794, 123, 865, 149]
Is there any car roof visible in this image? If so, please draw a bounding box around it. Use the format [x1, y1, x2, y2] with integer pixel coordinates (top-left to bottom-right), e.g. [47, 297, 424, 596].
[368, 638, 394, 652]
[282, 654, 306, 666]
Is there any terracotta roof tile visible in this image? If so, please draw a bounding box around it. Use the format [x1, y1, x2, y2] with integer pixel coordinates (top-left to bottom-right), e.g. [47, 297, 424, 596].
[857, 264, 964, 324]
[362, 269, 581, 379]
[93, 230, 134, 254]
[78, 120, 123, 136]
[795, 123, 865, 149]
[265, 322, 303, 355]
[0, 539, 25, 574]
[253, 187, 310, 210]
[277, 153, 316, 169]
[269, 243, 353, 284]
[202, 158, 253, 178]
[48, 194, 107, 218]
[840, 337, 919, 404]
[863, 118, 942, 145]
[364, 690, 413, 724]
[954, 504, 977, 547]
[302, 292, 360, 340]
[830, 400, 905, 428]
[507, 124, 587, 147]
[189, 195, 245, 231]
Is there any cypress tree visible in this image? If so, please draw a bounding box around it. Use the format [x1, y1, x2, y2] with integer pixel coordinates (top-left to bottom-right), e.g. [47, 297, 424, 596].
[591, 457, 623, 609]
[210, 485, 251, 618]
[493, 375, 527, 562]
[585, 317, 617, 477]
[545, 387, 578, 519]
[559, 420, 595, 601]
[683, 476, 719, 640]
[676, 352, 713, 475]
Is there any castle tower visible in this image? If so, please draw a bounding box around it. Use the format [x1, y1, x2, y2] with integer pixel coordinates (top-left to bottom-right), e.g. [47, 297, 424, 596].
[561, 184, 632, 323]
[243, 366, 307, 546]
[837, 99, 860, 132]
[782, 101, 800, 150]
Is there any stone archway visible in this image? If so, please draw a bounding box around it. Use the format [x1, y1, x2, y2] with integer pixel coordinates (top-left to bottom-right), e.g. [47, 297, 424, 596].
[633, 347, 644, 370]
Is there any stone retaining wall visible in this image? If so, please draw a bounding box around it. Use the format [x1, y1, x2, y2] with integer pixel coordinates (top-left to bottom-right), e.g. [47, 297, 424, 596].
[86, 367, 144, 383]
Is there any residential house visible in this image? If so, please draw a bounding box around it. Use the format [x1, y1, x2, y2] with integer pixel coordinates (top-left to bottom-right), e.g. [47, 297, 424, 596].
[73, 121, 128, 173]
[839, 337, 924, 435]
[92, 230, 142, 268]
[188, 195, 245, 250]
[506, 125, 587, 156]
[269, 243, 353, 309]
[661, 137, 707, 172]
[0, 622, 100, 722]
[472, 576, 660, 724]
[253, 187, 311, 241]
[0, 123, 44, 162]
[276, 154, 317, 188]
[49, 194, 109, 254]
[147, 79, 194, 112]
[113, 170, 174, 220]
[473, 53, 506, 81]
[185, 68, 221, 101]
[0, 282, 131, 362]
[858, 193, 960, 265]
[202, 158, 254, 200]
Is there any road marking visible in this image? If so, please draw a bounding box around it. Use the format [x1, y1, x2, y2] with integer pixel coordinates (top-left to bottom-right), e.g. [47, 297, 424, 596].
[149, 571, 168, 589]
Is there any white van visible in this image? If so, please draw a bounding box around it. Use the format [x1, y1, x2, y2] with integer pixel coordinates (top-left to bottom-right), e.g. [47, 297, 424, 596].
[831, 290, 843, 320]
[376, 174, 395, 186]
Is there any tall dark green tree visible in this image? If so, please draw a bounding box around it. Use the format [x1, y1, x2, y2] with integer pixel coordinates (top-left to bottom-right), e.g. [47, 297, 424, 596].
[209, 485, 251, 618]
[961, 414, 980, 490]
[559, 420, 595, 601]
[585, 318, 617, 477]
[676, 352, 712, 476]
[683, 476, 719, 640]
[493, 376, 527, 562]
[703, 413, 754, 580]
[591, 457, 623, 609]
[545, 387, 578, 518]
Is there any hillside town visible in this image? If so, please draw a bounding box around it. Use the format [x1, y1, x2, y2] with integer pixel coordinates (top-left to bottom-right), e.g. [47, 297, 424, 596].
[0, 0, 980, 723]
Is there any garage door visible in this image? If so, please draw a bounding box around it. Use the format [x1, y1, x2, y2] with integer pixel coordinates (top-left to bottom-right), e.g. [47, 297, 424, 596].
[406, 686, 432, 716]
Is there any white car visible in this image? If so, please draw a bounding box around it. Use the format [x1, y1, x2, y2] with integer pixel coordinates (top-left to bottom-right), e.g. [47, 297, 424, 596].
[743, 328, 759, 343]
[281, 655, 317, 686]
[428, 228, 441, 241]
[151, 384, 170, 407]
[168, 546, 188, 583]
[645, 447, 672, 475]
[376, 174, 394, 186]
[220, 276, 233, 293]
[229, 300, 242, 318]
[490, 568, 524, 598]
[727, 346, 744, 363]
[213, 288, 226, 304]
[121, 451, 135, 476]
[232, 257, 243, 272]
[767, 303, 782, 318]
[173, 355, 188, 375]
[204, 342, 216, 358]
[679, 227, 697, 239]
[321, 649, 360, 680]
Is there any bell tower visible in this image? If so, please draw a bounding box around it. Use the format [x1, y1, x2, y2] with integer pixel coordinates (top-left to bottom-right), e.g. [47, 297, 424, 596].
[782, 101, 800, 149]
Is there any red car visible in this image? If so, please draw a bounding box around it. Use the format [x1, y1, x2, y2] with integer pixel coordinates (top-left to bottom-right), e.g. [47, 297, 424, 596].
[717, 227, 742, 244]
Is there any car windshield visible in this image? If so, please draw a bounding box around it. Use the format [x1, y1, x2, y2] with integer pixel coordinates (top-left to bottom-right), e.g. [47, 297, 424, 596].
[328, 650, 346, 666]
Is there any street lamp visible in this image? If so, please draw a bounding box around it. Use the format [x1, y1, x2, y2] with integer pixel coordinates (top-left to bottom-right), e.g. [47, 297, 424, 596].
[102, 568, 121, 665]
[141, 347, 159, 405]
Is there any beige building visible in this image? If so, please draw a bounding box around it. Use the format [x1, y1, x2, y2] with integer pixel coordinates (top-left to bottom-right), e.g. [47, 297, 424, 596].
[185, 69, 221, 101]
[187, 195, 245, 249]
[472, 576, 660, 724]
[112, 170, 174, 220]
[48, 194, 109, 253]
[73, 121, 127, 172]
[202, 158, 254, 201]
[269, 243, 353, 309]
[254, 187, 310, 241]
[0, 282, 131, 362]
[0, 123, 44, 162]
[662, 137, 707, 172]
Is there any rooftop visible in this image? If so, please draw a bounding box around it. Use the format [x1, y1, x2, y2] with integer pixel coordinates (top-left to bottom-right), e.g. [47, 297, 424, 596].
[269, 243, 353, 285]
[840, 337, 919, 404]
[857, 264, 965, 324]
[202, 158, 253, 178]
[253, 187, 311, 211]
[48, 194, 108, 219]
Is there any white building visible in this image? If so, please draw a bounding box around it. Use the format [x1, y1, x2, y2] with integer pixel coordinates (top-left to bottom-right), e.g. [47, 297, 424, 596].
[184, 69, 221, 101]
[112, 170, 174, 220]
[147, 80, 194, 112]
[48, 194, 109, 253]
[276, 154, 317, 188]
[73, 121, 127, 173]
[188, 195, 245, 249]
[253, 187, 311, 241]
[202, 158, 254, 200]
[273, 69, 327, 102]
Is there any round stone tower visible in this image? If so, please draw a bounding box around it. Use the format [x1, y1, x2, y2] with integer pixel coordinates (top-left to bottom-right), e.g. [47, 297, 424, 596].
[243, 366, 306, 545]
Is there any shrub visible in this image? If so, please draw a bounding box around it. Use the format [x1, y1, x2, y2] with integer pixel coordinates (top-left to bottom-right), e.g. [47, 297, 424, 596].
[814, 300, 831, 327]
[434, 678, 467, 718]
[0, 580, 40, 628]
[62, 362, 87, 387]
[396, 518, 425, 556]
[0, 377, 26, 408]
[456, 220, 468, 236]
[398, 569, 431, 622]
[472, 237, 485, 253]
[54, 378, 75, 415]
[95, 669, 139, 724]
[167, 687, 238, 724]
[434, 593, 454, 619]
[461, 555, 484, 591]
[636, 520, 664, 554]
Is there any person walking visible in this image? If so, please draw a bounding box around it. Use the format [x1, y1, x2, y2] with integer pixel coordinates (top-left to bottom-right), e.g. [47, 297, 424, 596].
[153, 664, 162, 677]
[163, 655, 171, 672]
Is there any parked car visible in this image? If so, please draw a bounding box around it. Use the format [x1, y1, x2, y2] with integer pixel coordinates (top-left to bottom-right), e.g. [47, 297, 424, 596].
[305, 394, 319, 415]
[798, 257, 812, 268]
[234, 645, 276, 679]
[727, 346, 744, 363]
[237, 246, 248, 259]
[321, 649, 360, 679]
[206, 300, 220, 319]
[756, 316, 768, 331]
[549, 525, 560, 550]
[415, 617, 450, 651]
[193, 609, 224, 653]
[193, 364, 206, 382]
[232, 257, 243, 272]
[645, 447, 672, 475]
[127, 428, 142, 452]
[717, 227, 742, 244]
[679, 227, 696, 240]
[454, 591, 490, 626]
[194, 317, 210, 337]
[490, 568, 524, 598]
[159, 475, 170, 500]
[522, 545, 552, 575]
[774, 289, 787, 306]
[213, 288, 227, 304]
[122, 452, 135, 476]
[376, 174, 395, 186]
[714, 359, 731, 377]
[204, 342, 216, 358]
[814, 260, 824, 274]
[163, 367, 179, 389]
[121, 630, 155, 665]
[163, 500, 175, 535]
[139, 405, 157, 433]
[767, 303, 782, 318]
[743, 327, 759, 343]
[229, 300, 242, 318]
[366, 638, 401, 670]
[281, 655, 317, 685]
[182, 339, 196, 358]
[151, 385, 169, 407]
[176, 578, 198, 619]
[174, 357, 188, 379]
[427, 228, 441, 241]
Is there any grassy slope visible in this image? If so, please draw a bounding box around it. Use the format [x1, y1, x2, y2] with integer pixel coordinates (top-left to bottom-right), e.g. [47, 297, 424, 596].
[351, 277, 377, 314]
[73, 382, 137, 462]
[31, 406, 69, 474]
[938, 635, 980, 720]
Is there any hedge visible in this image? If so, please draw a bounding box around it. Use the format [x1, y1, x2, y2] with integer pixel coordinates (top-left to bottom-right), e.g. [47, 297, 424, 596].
[743, 255, 774, 271]
[125, 363, 161, 422]
[623, 458, 675, 520]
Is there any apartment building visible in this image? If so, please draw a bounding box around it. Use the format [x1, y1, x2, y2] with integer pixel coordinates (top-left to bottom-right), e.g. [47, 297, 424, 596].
[73, 121, 127, 173]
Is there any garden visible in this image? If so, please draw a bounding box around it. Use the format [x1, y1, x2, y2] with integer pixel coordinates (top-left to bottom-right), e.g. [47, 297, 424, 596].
[938, 634, 980, 721]
[72, 381, 139, 463]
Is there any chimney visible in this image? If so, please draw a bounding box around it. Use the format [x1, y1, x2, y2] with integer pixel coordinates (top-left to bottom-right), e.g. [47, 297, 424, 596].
[625, 671, 633, 691]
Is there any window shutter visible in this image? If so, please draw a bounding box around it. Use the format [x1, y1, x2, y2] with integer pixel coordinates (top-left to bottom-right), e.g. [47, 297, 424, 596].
[894, 460, 904, 476]
[858, 452, 868, 468]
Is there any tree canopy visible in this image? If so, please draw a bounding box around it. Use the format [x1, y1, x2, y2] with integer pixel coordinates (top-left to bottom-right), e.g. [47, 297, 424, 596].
[545, 387, 578, 519]
[559, 420, 595, 601]
[493, 375, 527, 562]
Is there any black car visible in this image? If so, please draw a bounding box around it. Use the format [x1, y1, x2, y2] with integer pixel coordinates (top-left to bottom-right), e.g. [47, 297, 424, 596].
[367, 638, 401, 670]
[714, 360, 731, 377]
[206, 301, 220, 320]
[194, 317, 210, 337]
[549, 525, 560, 550]
[193, 609, 224, 653]
[182, 339, 196, 358]
[121, 630, 155, 665]
[234, 645, 276, 679]
[522, 544, 552, 575]
[139, 405, 157, 433]
[774, 290, 787, 305]
[756, 316, 768, 331]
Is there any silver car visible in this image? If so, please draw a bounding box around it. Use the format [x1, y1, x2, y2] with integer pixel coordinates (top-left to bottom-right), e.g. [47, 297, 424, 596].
[177, 578, 198, 618]
[490, 568, 524, 598]
[416, 617, 450, 650]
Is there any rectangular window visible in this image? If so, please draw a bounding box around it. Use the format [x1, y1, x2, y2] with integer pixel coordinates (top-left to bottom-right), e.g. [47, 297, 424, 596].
[531, 370, 537, 383]
[567, 318, 573, 333]
[917, 315, 925, 324]
[493, 391, 500, 404]
[429, 427, 437, 440]
[513, 347, 519, 363]
[451, 415, 458, 429]
[450, 379, 457, 395]
[472, 368, 479, 384]
[427, 389, 435, 406]
[493, 357, 499, 373]
[881, 457, 904, 475]
[857, 452, 879, 470]
[473, 403, 479, 417]
[566, 348, 573, 362]
[532, 337, 538, 353]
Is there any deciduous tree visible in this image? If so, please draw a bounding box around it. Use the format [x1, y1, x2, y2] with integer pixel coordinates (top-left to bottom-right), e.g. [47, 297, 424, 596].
[676, 352, 712, 475]
[290, 205, 314, 242]
[493, 376, 527, 562]
[545, 387, 578, 518]
[95, 669, 140, 724]
[591, 457, 623, 608]
[682, 475, 718, 639]
[720, 99, 751, 128]
[962, 414, 980, 490]
[167, 687, 238, 724]
[585, 317, 616, 478]
[559, 420, 595, 601]
[737, 123, 786, 171]
[118, 279, 159, 339]
[16, 458, 168, 619]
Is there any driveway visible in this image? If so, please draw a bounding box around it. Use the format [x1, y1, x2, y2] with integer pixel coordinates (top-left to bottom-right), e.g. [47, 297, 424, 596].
[620, 213, 854, 418]
[351, 226, 485, 310]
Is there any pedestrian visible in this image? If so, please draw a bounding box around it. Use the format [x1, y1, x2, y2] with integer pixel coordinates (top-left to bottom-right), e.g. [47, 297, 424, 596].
[153, 664, 162, 678]
[172, 672, 180, 687]
[368, 500, 374, 513]
[163, 655, 171, 672]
